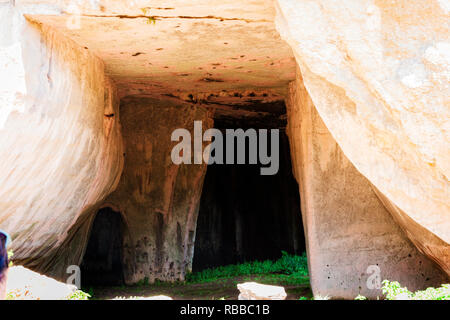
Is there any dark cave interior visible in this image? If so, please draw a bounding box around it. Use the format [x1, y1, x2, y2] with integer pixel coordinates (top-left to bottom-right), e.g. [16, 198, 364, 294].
[192, 118, 305, 272]
[81, 207, 125, 286]
[81, 100, 305, 284]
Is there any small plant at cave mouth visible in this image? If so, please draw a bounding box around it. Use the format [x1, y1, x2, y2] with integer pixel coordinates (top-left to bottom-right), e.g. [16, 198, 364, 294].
[136, 277, 150, 286]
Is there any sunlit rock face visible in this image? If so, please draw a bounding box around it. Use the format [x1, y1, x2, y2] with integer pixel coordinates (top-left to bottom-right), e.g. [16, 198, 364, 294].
[22, 0, 296, 98]
[286, 70, 448, 299]
[276, 0, 449, 276]
[0, 4, 123, 278]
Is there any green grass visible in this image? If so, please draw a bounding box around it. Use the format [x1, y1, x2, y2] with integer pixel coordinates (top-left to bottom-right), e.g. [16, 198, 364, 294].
[185, 251, 308, 285]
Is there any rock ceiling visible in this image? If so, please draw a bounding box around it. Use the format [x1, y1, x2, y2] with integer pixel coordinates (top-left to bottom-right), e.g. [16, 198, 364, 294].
[23, 0, 296, 99]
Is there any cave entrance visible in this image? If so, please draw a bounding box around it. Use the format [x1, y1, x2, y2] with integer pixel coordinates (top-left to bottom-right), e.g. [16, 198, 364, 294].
[80, 207, 125, 286]
[192, 110, 305, 272]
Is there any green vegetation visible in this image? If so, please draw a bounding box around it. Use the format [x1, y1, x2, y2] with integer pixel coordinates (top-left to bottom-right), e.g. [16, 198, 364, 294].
[88, 252, 310, 300]
[6, 288, 92, 300]
[67, 290, 91, 300]
[382, 280, 450, 300]
[136, 277, 150, 287]
[5, 291, 15, 300]
[186, 251, 308, 285]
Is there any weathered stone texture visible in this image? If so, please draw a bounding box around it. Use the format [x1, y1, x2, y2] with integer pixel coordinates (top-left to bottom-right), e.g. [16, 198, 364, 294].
[0, 3, 123, 279]
[277, 0, 449, 277]
[23, 0, 296, 98]
[103, 97, 213, 284]
[286, 72, 448, 299]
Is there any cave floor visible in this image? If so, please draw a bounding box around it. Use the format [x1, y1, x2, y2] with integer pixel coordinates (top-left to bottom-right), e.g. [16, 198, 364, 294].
[89, 275, 312, 300]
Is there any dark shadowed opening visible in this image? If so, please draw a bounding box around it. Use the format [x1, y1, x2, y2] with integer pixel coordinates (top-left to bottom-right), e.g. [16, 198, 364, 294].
[192, 113, 305, 272]
[80, 207, 125, 286]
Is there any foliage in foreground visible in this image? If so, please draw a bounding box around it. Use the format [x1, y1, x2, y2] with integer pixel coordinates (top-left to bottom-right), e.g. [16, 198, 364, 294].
[6, 288, 92, 300]
[354, 281, 449, 300]
[67, 290, 91, 300]
[186, 251, 308, 284]
[381, 280, 450, 300]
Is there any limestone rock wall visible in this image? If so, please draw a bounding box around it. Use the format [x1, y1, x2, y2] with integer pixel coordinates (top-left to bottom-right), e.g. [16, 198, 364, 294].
[103, 97, 212, 284]
[286, 72, 448, 299]
[0, 3, 123, 279]
[276, 0, 449, 276]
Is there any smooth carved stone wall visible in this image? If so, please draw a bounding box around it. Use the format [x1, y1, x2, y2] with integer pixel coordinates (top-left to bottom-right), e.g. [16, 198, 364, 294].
[286, 73, 448, 299]
[103, 97, 213, 284]
[276, 0, 449, 276]
[0, 3, 124, 280]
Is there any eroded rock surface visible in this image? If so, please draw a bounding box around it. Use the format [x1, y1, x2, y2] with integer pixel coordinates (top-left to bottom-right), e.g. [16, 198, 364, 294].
[286, 71, 448, 299]
[103, 96, 213, 283]
[0, 3, 123, 279]
[277, 0, 450, 276]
